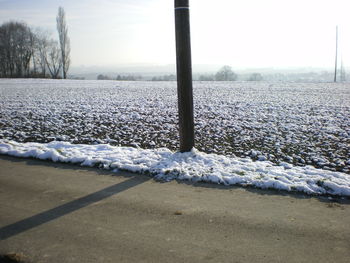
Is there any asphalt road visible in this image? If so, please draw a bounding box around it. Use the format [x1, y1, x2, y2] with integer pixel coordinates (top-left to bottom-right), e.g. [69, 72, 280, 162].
[0, 155, 349, 263]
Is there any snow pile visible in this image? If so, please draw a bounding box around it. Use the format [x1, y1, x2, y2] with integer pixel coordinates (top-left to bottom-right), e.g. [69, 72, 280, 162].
[1, 140, 349, 196]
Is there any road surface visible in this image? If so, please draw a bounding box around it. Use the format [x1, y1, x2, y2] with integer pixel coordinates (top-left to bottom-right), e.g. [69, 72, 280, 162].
[0, 155, 349, 262]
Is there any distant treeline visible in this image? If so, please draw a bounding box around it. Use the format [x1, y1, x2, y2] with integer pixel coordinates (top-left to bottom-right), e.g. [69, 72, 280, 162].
[151, 74, 176, 81]
[92, 66, 344, 82]
[0, 8, 70, 79]
[97, 74, 176, 81]
[95, 67, 343, 82]
[197, 66, 263, 81]
[97, 74, 143, 81]
[97, 67, 263, 82]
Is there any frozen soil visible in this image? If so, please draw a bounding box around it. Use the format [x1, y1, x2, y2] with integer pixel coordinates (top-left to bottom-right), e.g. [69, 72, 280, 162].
[0, 79, 349, 173]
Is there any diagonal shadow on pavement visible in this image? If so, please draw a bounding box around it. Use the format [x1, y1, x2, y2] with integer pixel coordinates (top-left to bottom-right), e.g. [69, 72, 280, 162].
[0, 175, 148, 241]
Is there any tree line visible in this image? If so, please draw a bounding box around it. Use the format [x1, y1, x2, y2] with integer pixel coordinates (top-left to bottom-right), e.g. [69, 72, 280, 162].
[97, 74, 143, 81]
[96, 74, 176, 81]
[198, 65, 263, 81]
[96, 67, 264, 82]
[0, 7, 70, 79]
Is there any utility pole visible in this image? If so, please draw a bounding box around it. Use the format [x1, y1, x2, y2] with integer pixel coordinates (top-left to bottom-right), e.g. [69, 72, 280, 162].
[340, 58, 346, 81]
[334, 25, 338, 82]
[174, 0, 195, 152]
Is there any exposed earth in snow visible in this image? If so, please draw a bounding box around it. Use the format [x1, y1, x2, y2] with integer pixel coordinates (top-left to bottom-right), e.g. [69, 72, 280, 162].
[0, 79, 349, 174]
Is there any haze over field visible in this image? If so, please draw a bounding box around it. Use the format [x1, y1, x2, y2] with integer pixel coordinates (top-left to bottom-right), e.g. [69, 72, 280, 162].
[1, 0, 350, 73]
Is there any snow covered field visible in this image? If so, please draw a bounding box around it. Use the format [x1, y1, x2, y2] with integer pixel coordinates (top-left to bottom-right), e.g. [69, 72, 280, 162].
[0, 79, 349, 195]
[1, 79, 349, 172]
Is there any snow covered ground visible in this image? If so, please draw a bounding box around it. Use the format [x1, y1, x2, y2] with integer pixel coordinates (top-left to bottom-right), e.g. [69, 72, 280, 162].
[1, 140, 349, 196]
[0, 79, 349, 175]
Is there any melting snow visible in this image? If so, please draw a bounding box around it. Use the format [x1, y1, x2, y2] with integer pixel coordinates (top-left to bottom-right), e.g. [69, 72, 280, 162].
[1, 140, 349, 196]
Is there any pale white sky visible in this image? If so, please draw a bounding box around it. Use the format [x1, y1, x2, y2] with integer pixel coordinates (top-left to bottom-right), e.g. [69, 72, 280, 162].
[1, 0, 349, 69]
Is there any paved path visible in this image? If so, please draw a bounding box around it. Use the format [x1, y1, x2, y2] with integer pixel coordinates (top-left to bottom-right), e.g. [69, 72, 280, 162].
[0, 155, 349, 263]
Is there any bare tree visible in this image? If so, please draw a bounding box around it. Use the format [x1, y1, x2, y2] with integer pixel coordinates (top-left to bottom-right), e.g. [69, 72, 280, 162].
[215, 65, 237, 81]
[0, 21, 33, 78]
[35, 28, 51, 77]
[45, 40, 61, 79]
[334, 25, 338, 83]
[56, 7, 70, 79]
[0, 20, 70, 79]
[248, 73, 263, 81]
[29, 30, 38, 75]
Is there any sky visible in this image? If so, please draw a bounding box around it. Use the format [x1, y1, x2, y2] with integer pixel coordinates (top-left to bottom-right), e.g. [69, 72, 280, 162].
[1, 0, 350, 70]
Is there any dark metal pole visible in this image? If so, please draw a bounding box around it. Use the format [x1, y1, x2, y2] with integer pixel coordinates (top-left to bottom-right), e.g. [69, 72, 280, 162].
[334, 25, 338, 83]
[174, 0, 195, 152]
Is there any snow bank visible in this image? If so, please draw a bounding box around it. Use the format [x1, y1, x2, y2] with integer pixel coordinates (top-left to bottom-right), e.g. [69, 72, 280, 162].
[1, 140, 349, 196]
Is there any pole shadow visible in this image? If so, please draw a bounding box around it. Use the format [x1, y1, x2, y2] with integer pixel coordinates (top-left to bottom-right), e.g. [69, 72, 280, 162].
[0, 176, 149, 241]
